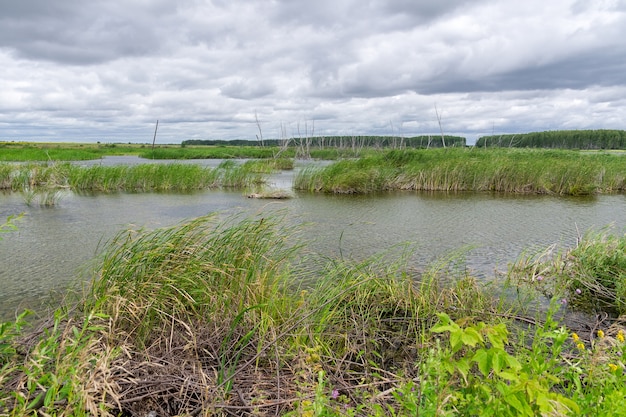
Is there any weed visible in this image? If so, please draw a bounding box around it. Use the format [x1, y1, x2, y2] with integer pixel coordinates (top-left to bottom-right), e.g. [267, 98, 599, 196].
[510, 228, 626, 315]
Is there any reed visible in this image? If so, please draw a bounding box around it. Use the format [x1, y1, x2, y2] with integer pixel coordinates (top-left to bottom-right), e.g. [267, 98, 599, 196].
[0, 162, 265, 193]
[0, 214, 502, 415]
[509, 228, 626, 315]
[295, 148, 626, 195]
[22, 189, 65, 207]
[241, 158, 294, 173]
[299, 253, 496, 380]
[85, 215, 299, 339]
[0, 162, 71, 191]
[66, 164, 215, 192]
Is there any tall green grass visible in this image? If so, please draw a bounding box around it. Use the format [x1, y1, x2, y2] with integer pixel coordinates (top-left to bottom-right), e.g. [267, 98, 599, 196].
[2, 216, 626, 415]
[241, 157, 294, 173]
[86, 214, 300, 339]
[0, 162, 265, 193]
[295, 148, 626, 195]
[0, 162, 71, 191]
[510, 228, 626, 315]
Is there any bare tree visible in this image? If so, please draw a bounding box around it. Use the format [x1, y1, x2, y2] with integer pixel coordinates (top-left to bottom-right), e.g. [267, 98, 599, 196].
[434, 104, 446, 148]
[254, 110, 264, 147]
[274, 122, 291, 158]
[305, 120, 313, 158]
[151, 120, 159, 159]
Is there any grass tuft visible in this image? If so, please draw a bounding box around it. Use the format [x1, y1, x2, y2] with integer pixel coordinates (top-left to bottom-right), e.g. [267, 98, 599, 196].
[510, 228, 626, 315]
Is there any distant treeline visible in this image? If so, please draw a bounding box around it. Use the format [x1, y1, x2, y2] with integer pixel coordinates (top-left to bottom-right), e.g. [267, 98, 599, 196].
[476, 130, 626, 149]
[182, 135, 466, 149]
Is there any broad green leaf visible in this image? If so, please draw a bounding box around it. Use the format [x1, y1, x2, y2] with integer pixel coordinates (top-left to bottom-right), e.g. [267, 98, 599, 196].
[502, 392, 527, 415]
[498, 371, 520, 382]
[456, 358, 470, 382]
[486, 323, 508, 349]
[472, 349, 491, 377]
[450, 330, 463, 352]
[504, 354, 522, 371]
[461, 327, 483, 347]
[492, 349, 507, 375]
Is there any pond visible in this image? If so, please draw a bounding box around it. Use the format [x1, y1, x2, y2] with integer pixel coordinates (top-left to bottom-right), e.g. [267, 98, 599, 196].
[1, 157, 625, 320]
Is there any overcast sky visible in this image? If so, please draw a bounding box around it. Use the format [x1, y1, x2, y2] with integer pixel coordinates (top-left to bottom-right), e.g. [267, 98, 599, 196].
[1, 0, 625, 145]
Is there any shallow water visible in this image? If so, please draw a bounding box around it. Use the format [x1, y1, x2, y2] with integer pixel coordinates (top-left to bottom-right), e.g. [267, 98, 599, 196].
[1, 157, 625, 320]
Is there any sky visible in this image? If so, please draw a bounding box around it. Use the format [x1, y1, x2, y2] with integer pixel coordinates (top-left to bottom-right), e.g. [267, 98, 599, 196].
[1, 0, 625, 145]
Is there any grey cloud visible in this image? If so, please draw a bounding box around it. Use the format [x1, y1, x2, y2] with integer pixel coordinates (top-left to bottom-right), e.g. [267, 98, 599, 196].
[432, 46, 626, 94]
[220, 79, 276, 99]
[0, 0, 178, 64]
[268, 0, 475, 30]
[374, 0, 473, 20]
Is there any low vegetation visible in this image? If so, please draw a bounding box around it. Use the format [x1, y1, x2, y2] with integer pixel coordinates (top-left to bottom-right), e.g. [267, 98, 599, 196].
[0, 214, 23, 238]
[510, 229, 626, 316]
[1, 215, 626, 416]
[183, 135, 466, 149]
[0, 142, 143, 161]
[142, 146, 280, 160]
[295, 148, 626, 195]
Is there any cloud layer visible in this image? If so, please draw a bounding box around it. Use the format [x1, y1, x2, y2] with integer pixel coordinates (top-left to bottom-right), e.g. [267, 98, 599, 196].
[1, 0, 625, 144]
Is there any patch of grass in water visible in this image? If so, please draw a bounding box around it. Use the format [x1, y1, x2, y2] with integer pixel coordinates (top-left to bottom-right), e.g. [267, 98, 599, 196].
[295, 148, 626, 195]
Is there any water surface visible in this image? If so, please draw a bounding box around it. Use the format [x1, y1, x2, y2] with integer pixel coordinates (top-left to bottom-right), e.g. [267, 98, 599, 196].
[1, 158, 625, 320]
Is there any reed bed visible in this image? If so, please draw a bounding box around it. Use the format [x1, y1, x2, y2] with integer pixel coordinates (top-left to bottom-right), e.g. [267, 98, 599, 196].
[66, 164, 221, 192]
[5, 214, 625, 415]
[295, 148, 626, 195]
[0, 162, 265, 193]
[0, 162, 71, 191]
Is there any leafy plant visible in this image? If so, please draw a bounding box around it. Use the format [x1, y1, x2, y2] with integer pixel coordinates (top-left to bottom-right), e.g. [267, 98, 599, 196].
[426, 312, 578, 416]
[0, 214, 23, 239]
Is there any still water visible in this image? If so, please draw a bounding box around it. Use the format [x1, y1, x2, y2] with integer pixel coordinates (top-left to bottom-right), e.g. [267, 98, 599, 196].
[1, 158, 625, 320]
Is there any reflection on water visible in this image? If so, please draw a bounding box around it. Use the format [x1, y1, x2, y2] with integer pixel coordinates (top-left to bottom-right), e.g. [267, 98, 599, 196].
[1, 161, 625, 320]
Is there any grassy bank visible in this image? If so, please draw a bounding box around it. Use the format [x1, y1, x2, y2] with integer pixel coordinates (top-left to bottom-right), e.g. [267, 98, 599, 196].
[295, 148, 626, 195]
[0, 142, 291, 161]
[0, 142, 144, 161]
[0, 141, 434, 163]
[2, 215, 626, 416]
[0, 161, 265, 193]
[141, 146, 283, 160]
